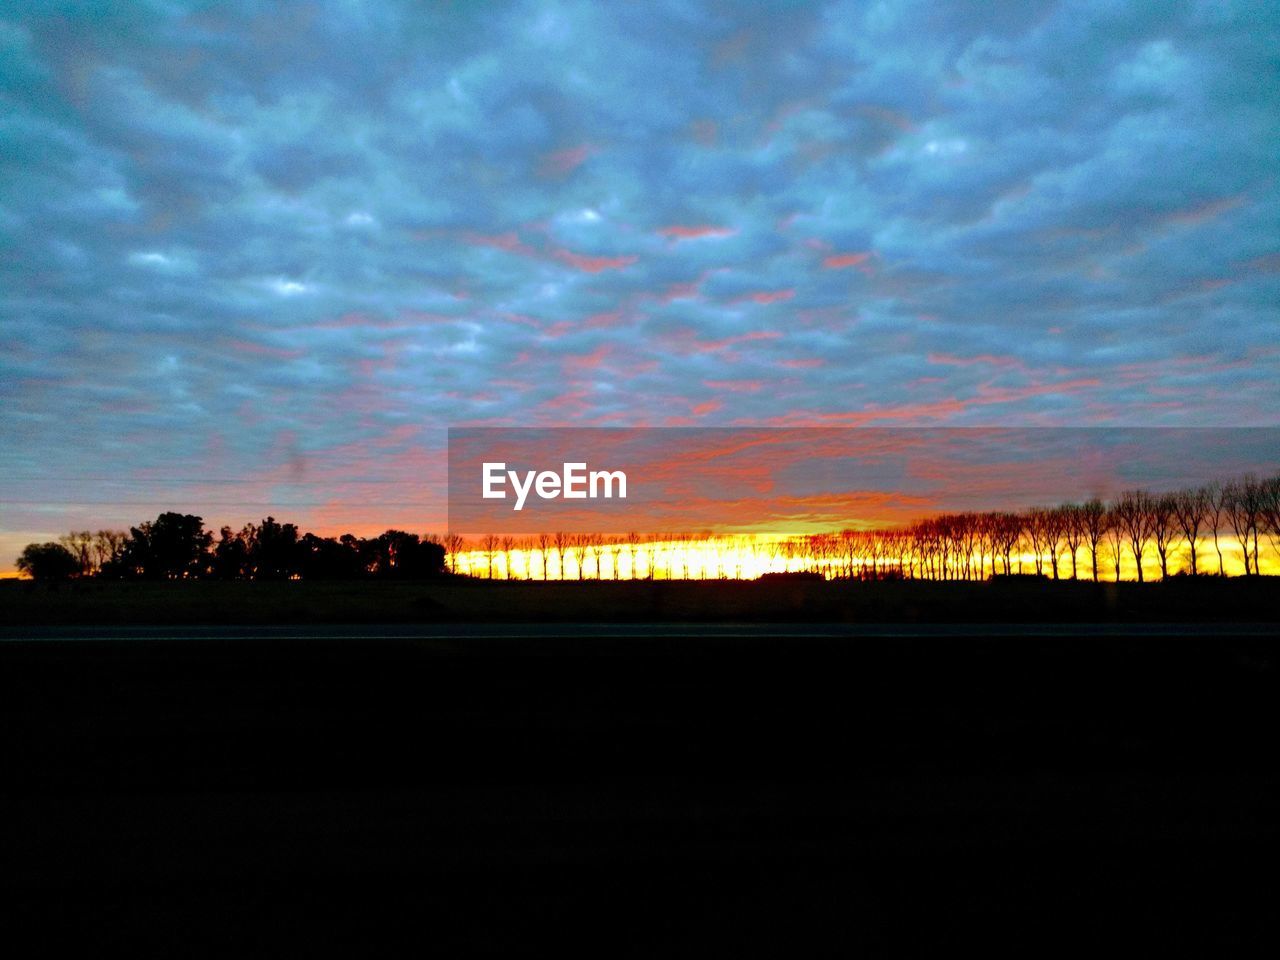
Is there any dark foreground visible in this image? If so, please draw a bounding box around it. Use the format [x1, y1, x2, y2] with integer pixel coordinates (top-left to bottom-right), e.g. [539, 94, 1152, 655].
[2, 624, 1277, 955]
[3, 574, 1278, 624]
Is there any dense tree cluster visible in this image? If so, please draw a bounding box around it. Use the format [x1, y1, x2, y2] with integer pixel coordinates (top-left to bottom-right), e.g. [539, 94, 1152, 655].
[17, 513, 445, 582]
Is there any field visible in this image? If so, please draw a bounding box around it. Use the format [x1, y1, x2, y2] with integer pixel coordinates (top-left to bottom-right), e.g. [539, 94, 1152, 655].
[2, 573, 1278, 625]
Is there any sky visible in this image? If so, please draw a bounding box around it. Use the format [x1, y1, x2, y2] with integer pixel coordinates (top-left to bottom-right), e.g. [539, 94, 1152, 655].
[2, 0, 1278, 562]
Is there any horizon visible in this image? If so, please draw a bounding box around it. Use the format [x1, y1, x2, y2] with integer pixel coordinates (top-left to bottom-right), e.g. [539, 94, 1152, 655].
[3, 2, 1278, 572]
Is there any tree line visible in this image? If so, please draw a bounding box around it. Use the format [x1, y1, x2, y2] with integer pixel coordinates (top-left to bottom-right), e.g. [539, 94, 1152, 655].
[14, 472, 1279, 583]
[16, 514, 445, 582]
[449, 473, 1280, 581]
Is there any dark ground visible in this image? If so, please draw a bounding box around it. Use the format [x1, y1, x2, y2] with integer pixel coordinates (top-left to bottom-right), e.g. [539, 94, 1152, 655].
[2, 574, 1277, 624]
[2, 615, 1278, 954]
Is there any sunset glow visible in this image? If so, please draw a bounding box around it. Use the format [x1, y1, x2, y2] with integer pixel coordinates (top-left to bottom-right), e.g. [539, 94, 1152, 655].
[451, 532, 1277, 582]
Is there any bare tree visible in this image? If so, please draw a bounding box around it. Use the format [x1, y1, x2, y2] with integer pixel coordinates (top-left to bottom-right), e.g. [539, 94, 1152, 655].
[442, 533, 465, 575]
[480, 533, 499, 579]
[1151, 493, 1178, 580]
[536, 532, 551, 580]
[1105, 507, 1127, 582]
[59, 531, 94, 577]
[499, 536, 516, 579]
[625, 531, 641, 580]
[92, 529, 128, 573]
[570, 534, 589, 580]
[1061, 504, 1084, 579]
[992, 512, 1021, 576]
[609, 536, 624, 580]
[1114, 490, 1155, 582]
[553, 531, 570, 580]
[1043, 508, 1069, 580]
[1224, 476, 1263, 576]
[1025, 508, 1050, 576]
[1262, 475, 1280, 560]
[1206, 481, 1229, 576]
[1170, 488, 1210, 576]
[1078, 500, 1107, 582]
[588, 533, 605, 579]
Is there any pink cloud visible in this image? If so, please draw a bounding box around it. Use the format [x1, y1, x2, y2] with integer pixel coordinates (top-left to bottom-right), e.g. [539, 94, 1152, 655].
[745, 289, 795, 304]
[554, 249, 638, 273]
[927, 352, 1028, 370]
[541, 321, 575, 339]
[661, 281, 700, 302]
[659, 329, 782, 356]
[754, 377, 1106, 427]
[584, 311, 624, 329]
[463, 230, 534, 255]
[823, 251, 872, 270]
[538, 144, 593, 177]
[779, 358, 825, 369]
[538, 388, 593, 417]
[703, 379, 763, 393]
[658, 225, 736, 241]
[563, 344, 611, 372]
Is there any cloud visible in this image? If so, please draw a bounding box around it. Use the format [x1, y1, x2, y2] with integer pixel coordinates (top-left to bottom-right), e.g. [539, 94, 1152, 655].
[1, 0, 1277, 564]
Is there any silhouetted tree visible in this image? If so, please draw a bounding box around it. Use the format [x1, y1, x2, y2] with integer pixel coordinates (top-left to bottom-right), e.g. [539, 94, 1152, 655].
[1262, 475, 1280, 557]
[1171, 487, 1210, 576]
[1061, 504, 1084, 579]
[1105, 507, 1126, 582]
[373, 530, 445, 579]
[17, 542, 80, 581]
[1151, 494, 1178, 580]
[536, 532, 552, 580]
[441, 533, 465, 575]
[212, 525, 250, 579]
[1114, 491, 1155, 582]
[1224, 476, 1263, 576]
[499, 536, 516, 579]
[297, 533, 364, 579]
[1079, 499, 1108, 582]
[91, 530, 128, 574]
[59, 531, 94, 577]
[118, 512, 212, 579]
[255, 516, 302, 579]
[480, 533, 499, 579]
[553, 531, 570, 580]
[1206, 481, 1229, 575]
